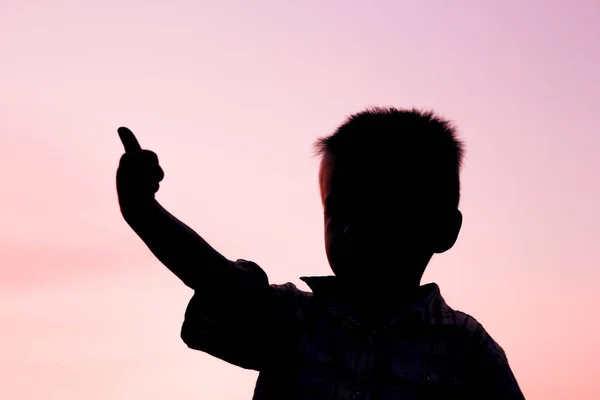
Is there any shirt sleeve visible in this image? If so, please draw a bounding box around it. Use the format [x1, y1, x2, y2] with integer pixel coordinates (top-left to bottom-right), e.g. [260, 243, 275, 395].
[468, 330, 526, 399]
[180, 259, 308, 371]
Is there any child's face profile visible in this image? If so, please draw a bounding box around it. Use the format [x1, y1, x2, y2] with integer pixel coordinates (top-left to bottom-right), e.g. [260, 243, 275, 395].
[319, 152, 460, 287]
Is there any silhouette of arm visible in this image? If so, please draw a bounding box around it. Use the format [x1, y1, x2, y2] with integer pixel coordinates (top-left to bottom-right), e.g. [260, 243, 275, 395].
[122, 200, 241, 291]
[115, 127, 303, 370]
[116, 127, 237, 291]
[181, 273, 306, 371]
[124, 203, 302, 370]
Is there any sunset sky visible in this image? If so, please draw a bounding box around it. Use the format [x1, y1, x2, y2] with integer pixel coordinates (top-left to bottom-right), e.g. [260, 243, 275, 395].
[2, 1, 599, 399]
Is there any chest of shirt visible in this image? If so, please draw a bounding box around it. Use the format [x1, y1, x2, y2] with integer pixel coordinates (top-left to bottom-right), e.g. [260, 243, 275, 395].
[255, 314, 473, 400]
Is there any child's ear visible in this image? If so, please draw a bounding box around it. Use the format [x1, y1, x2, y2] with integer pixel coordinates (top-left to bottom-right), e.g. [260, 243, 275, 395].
[432, 209, 463, 254]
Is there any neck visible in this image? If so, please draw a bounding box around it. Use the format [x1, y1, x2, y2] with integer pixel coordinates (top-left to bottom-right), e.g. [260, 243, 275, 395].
[337, 277, 421, 323]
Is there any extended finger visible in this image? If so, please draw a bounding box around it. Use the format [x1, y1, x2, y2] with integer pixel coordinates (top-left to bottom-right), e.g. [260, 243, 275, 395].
[118, 127, 142, 153]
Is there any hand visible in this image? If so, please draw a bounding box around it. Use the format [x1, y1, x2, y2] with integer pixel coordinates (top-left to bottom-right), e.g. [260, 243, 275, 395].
[116, 127, 164, 207]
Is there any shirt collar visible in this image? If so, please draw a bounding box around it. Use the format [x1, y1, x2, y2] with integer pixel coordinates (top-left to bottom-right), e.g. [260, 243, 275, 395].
[299, 275, 449, 328]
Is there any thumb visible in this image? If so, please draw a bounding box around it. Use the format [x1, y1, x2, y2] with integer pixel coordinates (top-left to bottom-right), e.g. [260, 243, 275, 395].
[118, 127, 142, 153]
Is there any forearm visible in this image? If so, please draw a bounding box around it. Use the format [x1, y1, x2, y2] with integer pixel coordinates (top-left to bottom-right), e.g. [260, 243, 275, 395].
[121, 199, 230, 289]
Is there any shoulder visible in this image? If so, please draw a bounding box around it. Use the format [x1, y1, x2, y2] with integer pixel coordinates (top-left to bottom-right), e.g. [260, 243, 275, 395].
[443, 311, 524, 398]
[268, 281, 315, 320]
[436, 300, 508, 361]
[432, 299, 524, 397]
[269, 281, 314, 300]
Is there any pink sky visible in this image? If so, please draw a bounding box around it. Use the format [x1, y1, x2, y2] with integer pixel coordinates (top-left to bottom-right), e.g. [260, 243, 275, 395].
[1, 0, 599, 398]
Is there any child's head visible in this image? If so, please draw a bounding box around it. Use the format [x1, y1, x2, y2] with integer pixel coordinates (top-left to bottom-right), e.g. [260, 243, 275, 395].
[314, 107, 465, 289]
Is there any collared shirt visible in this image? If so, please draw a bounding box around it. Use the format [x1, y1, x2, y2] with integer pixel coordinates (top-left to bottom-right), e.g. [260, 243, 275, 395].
[181, 259, 525, 400]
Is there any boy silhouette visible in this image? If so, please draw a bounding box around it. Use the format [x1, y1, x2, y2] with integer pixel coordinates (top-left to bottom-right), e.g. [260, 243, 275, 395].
[116, 107, 525, 399]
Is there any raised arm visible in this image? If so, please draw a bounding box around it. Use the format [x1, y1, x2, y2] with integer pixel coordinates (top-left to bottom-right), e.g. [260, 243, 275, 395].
[115, 127, 241, 290]
[115, 127, 303, 371]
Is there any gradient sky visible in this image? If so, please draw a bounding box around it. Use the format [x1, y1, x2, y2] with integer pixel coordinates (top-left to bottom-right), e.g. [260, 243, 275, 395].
[2, 1, 599, 399]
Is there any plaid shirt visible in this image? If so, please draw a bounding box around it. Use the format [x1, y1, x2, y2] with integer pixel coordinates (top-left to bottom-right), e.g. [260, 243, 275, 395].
[181, 259, 525, 400]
